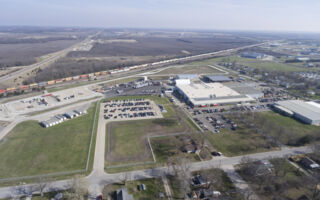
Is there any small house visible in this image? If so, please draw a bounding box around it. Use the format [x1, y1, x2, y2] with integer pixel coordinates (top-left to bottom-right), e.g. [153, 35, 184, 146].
[116, 188, 134, 200]
[300, 157, 320, 170]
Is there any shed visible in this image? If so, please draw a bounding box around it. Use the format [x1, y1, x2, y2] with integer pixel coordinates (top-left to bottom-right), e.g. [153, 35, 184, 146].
[116, 188, 134, 200]
[64, 111, 78, 119]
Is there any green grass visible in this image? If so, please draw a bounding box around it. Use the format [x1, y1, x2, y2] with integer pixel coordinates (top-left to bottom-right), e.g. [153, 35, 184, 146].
[254, 111, 320, 146]
[150, 135, 201, 163]
[189, 55, 319, 72]
[106, 117, 187, 166]
[105, 95, 197, 168]
[207, 115, 278, 156]
[102, 178, 166, 200]
[0, 103, 97, 179]
[154, 65, 221, 75]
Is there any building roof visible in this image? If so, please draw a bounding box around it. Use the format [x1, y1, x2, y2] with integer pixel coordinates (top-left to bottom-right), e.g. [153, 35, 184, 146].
[176, 74, 198, 79]
[205, 75, 232, 82]
[116, 188, 134, 200]
[65, 111, 77, 116]
[276, 100, 320, 122]
[176, 82, 254, 105]
[225, 82, 264, 96]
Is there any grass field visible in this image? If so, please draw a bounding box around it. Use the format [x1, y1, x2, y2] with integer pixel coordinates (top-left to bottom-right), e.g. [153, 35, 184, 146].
[189, 55, 318, 72]
[150, 135, 201, 163]
[247, 111, 320, 146]
[154, 65, 222, 75]
[206, 115, 278, 156]
[102, 178, 166, 200]
[0, 103, 97, 179]
[105, 95, 197, 166]
[238, 158, 317, 200]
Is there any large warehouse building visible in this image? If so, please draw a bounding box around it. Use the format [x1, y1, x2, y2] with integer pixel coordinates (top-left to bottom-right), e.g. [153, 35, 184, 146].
[274, 100, 320, 126]
[175, 82, 254, 106]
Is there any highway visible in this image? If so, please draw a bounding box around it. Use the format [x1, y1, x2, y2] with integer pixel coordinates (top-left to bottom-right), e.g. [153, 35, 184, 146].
[0, 37, 93, 86]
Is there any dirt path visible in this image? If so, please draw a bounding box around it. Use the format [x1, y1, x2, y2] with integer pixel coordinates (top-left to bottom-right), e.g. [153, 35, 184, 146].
[162, 174, 173, 200]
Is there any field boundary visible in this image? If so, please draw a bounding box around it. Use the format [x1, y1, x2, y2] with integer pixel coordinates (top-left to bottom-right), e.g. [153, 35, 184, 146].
[105, 132, 191, 170]
[0, 101, 99, 183]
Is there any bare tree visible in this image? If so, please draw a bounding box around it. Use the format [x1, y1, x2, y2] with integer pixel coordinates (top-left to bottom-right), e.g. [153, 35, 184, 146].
[36, 177, 49, 197]
[168, 157, 192, 199]
[118, 172, 130, 186]
[64, 176, 88, 200]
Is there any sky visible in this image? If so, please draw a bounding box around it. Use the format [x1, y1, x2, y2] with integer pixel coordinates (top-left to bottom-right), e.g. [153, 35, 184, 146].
[1, 0, 320, 33]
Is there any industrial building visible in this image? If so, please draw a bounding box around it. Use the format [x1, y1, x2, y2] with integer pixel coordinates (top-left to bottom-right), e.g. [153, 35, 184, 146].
[176, 74, 199, 80]
[274, 100, 320, 126]
[40, 107, 88, 128]
[204, 75, 232, 83]
[225, 82, 264, 99]
[175, 82, 254, 106]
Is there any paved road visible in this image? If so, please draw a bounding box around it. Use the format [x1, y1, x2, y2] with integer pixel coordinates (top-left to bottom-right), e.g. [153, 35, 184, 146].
[161, 174, 173, 200]
[0, 145, 312, 199]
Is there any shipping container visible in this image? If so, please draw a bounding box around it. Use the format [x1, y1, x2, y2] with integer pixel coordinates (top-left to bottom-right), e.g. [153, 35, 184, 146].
[6, 87, 16, 92]
[29, 83, 39, 88]
[65, 77, 72, 81]
[39, 82, 47, 87]
[55, 79, 64, 84]
[88, 73, 94, 78]
[47, 80, 55, 85]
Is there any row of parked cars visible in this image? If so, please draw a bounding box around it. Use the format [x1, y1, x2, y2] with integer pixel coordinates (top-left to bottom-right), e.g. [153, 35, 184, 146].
[103, 99, 157, 120]
[191, 108, 225, 115]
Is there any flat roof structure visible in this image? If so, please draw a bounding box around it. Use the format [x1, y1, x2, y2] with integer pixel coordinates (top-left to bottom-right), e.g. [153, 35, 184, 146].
[176, 82, 254, 106]
[205, 75, 232, 82]
[225, 82, 264, 99]
[176, 74, 199, 80]
[275, 100, 320, 125]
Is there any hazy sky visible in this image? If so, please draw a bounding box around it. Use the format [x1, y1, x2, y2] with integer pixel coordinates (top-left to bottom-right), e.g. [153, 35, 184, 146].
[1, 0, 320, 32]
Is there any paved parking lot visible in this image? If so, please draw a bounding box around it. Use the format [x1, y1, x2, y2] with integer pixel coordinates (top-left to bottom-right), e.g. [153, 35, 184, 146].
[102, 98, 163, 122]
[188, 104, 269, 133]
